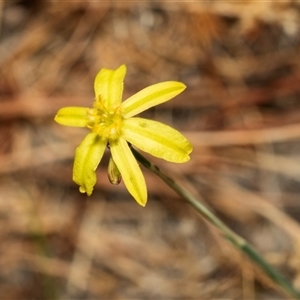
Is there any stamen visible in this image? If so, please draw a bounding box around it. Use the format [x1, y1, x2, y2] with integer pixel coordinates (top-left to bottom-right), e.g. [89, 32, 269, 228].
[87, 98, 123, 139]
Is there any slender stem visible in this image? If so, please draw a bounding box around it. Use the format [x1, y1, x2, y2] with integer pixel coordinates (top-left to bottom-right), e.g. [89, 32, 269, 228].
[131, 147, 300, 299]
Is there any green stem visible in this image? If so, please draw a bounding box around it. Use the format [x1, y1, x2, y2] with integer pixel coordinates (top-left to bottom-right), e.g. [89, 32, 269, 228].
[131, 147, 300, 299]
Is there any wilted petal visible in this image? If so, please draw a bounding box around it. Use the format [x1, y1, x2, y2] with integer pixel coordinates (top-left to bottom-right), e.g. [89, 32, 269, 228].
[110, 137, 147, 206]
[121, 81, 186, 118]
[73, 132, 106, 195]
[54, 107, 88, 127]
[94, 65, 126, 108]
[122, 118, 192, 163]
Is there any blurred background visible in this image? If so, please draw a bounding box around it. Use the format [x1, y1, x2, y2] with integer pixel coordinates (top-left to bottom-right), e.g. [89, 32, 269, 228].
[1, 0, 300, 299]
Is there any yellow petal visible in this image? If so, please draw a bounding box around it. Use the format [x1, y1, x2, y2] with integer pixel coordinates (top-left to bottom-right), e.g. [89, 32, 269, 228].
[122, 118, 192, 163]
[94, 65, 126, 108]
[73, 132, 106, 195]
[110, 138, 147, 206]
[54, 107, 88, 127]
[121, 81, 186, 118]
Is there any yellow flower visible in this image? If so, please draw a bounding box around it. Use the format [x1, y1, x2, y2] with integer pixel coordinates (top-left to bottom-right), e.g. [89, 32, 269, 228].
[54, 65, 192, 206]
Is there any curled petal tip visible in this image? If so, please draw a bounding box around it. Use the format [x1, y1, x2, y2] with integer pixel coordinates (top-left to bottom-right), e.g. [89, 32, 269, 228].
[79, 186, 86, 194]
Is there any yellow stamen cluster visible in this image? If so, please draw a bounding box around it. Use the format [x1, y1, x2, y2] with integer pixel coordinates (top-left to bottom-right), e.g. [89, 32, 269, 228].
[87, 97, 123, 140]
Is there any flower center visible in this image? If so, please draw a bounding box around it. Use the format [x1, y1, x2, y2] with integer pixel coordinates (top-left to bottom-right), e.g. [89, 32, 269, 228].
[87, 97, 123, 140]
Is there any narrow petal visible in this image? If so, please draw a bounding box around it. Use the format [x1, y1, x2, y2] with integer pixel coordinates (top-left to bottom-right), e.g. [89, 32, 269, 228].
[73, 132, 106, 195]
[110, 138, 147, 206]
[122, 118, 192, 163]
[94, 65, 126, 108]
[54, 107, 88, 127]
[121, 81, 186, 118]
